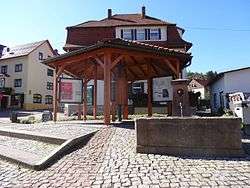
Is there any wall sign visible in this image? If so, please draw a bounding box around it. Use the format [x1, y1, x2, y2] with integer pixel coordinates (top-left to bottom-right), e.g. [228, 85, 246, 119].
[59, 78, 83, 104]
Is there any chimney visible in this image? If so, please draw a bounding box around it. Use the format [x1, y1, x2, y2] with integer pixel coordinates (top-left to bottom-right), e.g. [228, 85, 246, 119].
[142, 6, 146, 18]
[108, 9, 112, 19]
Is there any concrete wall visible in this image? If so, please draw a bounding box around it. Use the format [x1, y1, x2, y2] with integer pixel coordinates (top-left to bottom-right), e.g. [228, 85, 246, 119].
[136, 117, 244, 157]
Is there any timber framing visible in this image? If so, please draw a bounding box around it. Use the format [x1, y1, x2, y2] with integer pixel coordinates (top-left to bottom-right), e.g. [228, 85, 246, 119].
[44, 38, 192, 125]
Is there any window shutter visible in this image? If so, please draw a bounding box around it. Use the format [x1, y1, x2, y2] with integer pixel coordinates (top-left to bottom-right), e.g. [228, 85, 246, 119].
[148, 29, 150, 40]
[145, 29, 147, 40]
[120, 29, 123, 38]
[131, 29, 134, 40]
[134, 29, 137, 40]
[158, 28, 161, 40]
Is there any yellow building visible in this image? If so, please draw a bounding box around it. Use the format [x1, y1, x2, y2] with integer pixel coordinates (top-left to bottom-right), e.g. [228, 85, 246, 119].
[0, 40, 56, 110]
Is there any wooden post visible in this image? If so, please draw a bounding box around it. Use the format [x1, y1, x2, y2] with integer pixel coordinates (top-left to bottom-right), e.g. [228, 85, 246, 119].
[147, 77, 153, 117]
[123, 82, 129, 119]
[147, 64, 152, 117]
[77, 104, 81, 120]
[83, 80, 88, 121]
[53, 67, 58, 122]
[104, 53, 111, 125]
[93, 64, 97, 119]
[176, 60, 180, 79]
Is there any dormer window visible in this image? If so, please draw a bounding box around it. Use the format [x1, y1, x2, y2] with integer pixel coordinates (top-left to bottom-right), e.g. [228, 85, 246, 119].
[120, 28, 162, 41]
[121, 29, 136, 40]
[149, 28, 161, 40]
[137, 29, 145, 40]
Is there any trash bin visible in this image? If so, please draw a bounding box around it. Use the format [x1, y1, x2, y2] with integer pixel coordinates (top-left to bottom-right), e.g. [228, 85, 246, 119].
[10, 111, 18, 123]
[42, 111, 53, 122]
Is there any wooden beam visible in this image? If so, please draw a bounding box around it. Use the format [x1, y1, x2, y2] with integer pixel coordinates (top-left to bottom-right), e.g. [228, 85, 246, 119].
[93, 64, 97, 119]
[103, 53, 111, 125]
[49, 49, 104, 67]
[53, 67, 59, 122]
[147, 64, 153, 117]
[163, 59, 178, 77]
[111, 55, 124, 69]
[126, 67, 138, 80]
[57, 65, 66, 76]
[150, 63, 159, 75]
[83, 80, 88, 121]
[93, 55, 104, 68]
[127, 56, 147, 77]
[176, 59, 180, 79]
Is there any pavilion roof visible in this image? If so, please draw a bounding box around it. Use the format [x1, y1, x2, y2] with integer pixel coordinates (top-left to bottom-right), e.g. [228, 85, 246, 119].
[44, 38, 192, 80]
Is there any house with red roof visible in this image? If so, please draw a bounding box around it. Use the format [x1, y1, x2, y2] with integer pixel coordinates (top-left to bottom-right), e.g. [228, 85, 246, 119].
[61, 6, 192, 115]
[188, 79, 210, 99]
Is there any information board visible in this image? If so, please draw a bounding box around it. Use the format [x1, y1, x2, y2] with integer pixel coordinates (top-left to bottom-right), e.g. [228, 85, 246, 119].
[59, 78, 83, 104]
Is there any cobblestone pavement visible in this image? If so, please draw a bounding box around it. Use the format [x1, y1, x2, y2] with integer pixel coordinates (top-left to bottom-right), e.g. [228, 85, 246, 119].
[0, 126, 249, 187]
[0, 135, 59, 157]
[0, 121, 103, 139]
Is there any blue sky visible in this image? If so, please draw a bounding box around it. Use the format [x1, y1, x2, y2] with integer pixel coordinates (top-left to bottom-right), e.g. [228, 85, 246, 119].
[1, 0, 250, 73]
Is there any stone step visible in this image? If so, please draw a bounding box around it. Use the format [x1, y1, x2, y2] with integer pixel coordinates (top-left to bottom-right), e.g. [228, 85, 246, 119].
[0, 144, 40, 166]
[0, 128, 66, 144]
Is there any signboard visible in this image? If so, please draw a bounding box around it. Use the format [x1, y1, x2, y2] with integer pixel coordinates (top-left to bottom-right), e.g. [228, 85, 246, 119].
[153, 77, 173, 102]
[59, 78, 83, 103]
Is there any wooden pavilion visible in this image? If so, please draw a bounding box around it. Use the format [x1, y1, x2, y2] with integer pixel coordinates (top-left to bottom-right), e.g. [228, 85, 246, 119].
[44, 38, 192, 125]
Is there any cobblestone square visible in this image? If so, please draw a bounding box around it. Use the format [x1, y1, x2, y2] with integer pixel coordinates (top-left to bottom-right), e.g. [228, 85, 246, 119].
[0, 124, 249, 187]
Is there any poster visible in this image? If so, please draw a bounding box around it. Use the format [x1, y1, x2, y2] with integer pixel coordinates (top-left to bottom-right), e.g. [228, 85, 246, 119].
[153, 77, 173, 102]
[59, 78, 83, 103]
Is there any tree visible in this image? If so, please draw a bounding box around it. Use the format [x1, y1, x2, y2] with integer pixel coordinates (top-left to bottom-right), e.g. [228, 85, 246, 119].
[187, 70, 217, 81]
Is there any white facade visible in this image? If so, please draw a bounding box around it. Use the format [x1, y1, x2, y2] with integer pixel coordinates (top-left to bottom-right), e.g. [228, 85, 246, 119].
[210, 68, 250, 112]
[0, 41, 55, 110]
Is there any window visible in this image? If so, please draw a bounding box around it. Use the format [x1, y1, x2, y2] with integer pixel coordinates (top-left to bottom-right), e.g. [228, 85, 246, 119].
[121, 29, 136, 40]
[121, 28, 161, 41]
[38, 52, 43, 60]
[150, 28, 161, 40]
[87, 85, 94, 105]
[1, 65, 7, 74]
[213, 93, 217, 108]
[162, 89, 169, 98]
[45, 95, 53, 104]
[47, 69, 54, 77]
[15, 64, 22, 72]
[33, 94, 42, 103]
[14, 79, 22, 87]
[137, 29, 145, 40]
[219, 91, 224, 108]
[47, 82, 53, 90]
[132, 82, 144, 94]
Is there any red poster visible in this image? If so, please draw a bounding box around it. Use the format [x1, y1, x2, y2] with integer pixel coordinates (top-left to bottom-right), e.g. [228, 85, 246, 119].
[61, 82, 73, 100]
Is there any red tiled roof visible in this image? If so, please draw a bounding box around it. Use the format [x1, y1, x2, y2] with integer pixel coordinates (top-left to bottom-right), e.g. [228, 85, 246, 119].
[69, 14, 175, 28]
[45, 38, 192, 66]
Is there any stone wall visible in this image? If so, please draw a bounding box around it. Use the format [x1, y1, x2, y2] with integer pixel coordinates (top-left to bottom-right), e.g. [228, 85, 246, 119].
[136, 117, 244, 157]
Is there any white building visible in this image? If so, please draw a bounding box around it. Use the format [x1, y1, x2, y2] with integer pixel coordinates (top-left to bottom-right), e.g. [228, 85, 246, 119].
[0, 40, 56, 110]
[209, 67, 250, 112]
[188, 79, 209, 99]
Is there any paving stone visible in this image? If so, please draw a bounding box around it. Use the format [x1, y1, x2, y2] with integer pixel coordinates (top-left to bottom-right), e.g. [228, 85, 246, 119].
[0, 123, 248, 187]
